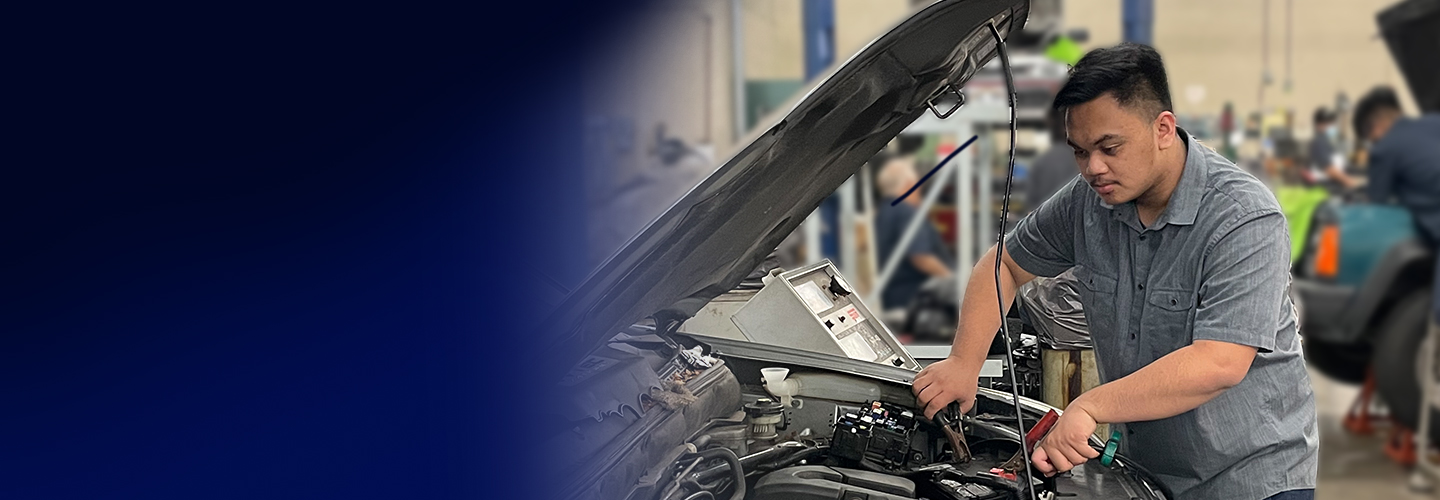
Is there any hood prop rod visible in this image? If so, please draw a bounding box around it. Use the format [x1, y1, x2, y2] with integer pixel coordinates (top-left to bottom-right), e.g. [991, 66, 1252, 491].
[985, 19, 1038, 500]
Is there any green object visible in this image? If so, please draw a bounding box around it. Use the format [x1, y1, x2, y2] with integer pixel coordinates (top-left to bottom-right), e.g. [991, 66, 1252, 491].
[1100, 428, 1122, 467]
[1044, 35, 1084, 66]
[1274, 186, 1330, 263]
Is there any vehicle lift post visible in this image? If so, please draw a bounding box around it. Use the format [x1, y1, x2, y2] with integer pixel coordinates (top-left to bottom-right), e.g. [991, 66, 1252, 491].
[1408, 321, 1440, 492]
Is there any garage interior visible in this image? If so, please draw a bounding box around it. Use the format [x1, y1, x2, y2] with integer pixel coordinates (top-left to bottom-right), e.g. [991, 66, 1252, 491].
[578, 0, 1440, 498]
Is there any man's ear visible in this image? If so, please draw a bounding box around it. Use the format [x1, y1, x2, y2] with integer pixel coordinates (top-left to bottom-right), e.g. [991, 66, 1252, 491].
[1154, 111, 1178, 149]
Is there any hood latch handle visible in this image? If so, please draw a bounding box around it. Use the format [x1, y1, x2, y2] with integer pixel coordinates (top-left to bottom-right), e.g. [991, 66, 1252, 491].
[926, 84, 965, 119]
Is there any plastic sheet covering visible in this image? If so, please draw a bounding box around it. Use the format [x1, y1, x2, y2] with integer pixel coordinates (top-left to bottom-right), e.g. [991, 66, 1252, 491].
[1016, 268, 1092, 350]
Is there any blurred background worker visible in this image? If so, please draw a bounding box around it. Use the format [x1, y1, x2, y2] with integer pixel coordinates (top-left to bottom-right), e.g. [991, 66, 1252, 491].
[1353, 85, 1440, 342]
[1356, 86, 1440, 247]
[1309, 107, 1362, 191]
[874, 154, 952, 310]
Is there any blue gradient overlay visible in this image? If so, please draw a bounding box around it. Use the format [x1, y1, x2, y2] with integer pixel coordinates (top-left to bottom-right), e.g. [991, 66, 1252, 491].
[1, 2, 642, 498]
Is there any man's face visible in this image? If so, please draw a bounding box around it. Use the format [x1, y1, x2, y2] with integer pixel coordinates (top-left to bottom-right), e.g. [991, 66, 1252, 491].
[1065, 93, 1172, 205]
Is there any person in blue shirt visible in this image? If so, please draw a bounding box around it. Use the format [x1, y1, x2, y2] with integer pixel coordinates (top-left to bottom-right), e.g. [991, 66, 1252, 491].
[874, 154, 953, 310]
[1356, 86, 1440, 246]
[1355, 86, 1440, 324]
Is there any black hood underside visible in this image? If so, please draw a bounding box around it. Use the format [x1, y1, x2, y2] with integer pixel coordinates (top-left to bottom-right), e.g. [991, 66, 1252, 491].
[543, 0, 1030, 376]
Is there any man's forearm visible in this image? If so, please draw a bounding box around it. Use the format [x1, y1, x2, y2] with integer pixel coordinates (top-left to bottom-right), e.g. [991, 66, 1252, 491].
[948, 246, 1030, 371]
[1071, 340, 1257, 424]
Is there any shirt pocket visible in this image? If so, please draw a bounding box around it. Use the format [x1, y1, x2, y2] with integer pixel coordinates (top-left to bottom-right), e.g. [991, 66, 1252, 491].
[1074, 265, 1118, 295]
[1142, 288, 1195, 360]
[1073, 266, 1119, 352]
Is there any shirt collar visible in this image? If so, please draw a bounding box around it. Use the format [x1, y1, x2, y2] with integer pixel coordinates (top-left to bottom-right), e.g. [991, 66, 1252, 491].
[1102, 127, 1206, 231]
[1160, 127, 1206, 228]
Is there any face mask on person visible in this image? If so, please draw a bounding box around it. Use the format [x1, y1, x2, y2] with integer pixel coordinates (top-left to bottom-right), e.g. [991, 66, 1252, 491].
[1326, 124, 1340, 141]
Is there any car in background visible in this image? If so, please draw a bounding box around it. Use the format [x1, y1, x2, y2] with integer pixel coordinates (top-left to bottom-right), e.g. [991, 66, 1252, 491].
[1293, 199, 1434, 437]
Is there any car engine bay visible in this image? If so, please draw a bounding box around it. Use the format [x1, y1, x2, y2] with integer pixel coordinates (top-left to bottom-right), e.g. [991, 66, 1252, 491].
[607, 350, 1171, 500]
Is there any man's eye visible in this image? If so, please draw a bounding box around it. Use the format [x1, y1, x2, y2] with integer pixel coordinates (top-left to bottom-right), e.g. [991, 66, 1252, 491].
[1072, 149, 1087, 157]
[1102, 146, 1119, 156]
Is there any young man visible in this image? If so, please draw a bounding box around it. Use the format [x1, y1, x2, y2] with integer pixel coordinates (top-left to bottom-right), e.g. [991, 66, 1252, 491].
[911, 44, 1317, 500]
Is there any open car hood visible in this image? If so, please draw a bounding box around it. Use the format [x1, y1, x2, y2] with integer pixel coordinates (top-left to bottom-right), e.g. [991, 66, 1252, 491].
[542, 0, 1030, 375]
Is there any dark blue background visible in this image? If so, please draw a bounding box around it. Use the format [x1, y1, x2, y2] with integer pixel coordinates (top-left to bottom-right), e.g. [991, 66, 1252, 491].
[1, 2, 641, 497]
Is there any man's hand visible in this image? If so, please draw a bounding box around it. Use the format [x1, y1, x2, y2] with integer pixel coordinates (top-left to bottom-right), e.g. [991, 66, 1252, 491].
[1032, 402, 1101, 476]
[912, 357, 979, 420]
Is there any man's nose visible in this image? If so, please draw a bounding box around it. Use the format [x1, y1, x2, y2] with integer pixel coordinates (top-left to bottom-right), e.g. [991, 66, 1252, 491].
[1081, 155, 1108, 177]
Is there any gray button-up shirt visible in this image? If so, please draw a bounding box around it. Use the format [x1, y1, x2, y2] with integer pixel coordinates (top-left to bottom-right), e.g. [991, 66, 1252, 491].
[1005, 129, 1318, 499]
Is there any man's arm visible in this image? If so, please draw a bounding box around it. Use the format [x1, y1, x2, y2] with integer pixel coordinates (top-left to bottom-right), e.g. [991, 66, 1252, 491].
[912, 182, 1078, 419]
[1074, 340, 1255, 422]
[904, 216, 952, 278]
[1324, 154, 1359, 189]
[1031, 340, 1258, 474]
[913, 245, 1034, 419]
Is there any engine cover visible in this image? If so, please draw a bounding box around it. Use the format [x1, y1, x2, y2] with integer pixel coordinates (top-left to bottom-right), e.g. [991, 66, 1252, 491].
[752, 465, 916, 500]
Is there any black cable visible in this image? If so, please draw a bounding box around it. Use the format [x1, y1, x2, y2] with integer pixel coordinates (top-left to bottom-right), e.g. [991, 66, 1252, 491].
[753, 446, 828, 473]
[674, 447, 746, 500]
[1089, 444, 1176, 500]
[984, 20, 1037, 500]
[692, 442, 812, 483]
[680, 492, 715, 500]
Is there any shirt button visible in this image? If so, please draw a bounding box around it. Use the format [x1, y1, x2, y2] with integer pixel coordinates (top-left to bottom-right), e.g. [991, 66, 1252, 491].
[1138, 283, 1145, 290]
[1131, 333, 1137, 339]
[1139, 234, 1147, 241]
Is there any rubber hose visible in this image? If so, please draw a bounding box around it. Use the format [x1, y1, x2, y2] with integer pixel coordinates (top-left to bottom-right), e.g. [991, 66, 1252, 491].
[678, 447, 745, 500]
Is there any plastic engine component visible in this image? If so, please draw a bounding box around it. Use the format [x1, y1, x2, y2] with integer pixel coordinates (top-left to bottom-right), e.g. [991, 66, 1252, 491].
[831, 401, 920, 468]
[752, 465, 917, 500]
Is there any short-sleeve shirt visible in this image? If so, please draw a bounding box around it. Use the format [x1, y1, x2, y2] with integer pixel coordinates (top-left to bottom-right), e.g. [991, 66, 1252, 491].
[1005, 129, 1318, 500]
[1367, 114, 1440, 245]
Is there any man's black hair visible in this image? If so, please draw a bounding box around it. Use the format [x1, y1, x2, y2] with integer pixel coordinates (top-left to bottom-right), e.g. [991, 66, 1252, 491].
[1053, 43, 1172, 120]
[1312, 107, 1334, 127]
[1353, 86, 1401, 138]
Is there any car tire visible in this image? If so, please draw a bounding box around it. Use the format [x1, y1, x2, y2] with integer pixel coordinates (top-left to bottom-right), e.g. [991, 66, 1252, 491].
[1373, 289, 1435, 439]
[1304, 337, 1372, 384]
